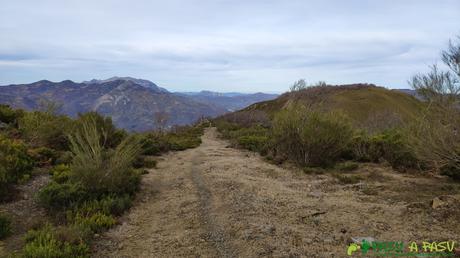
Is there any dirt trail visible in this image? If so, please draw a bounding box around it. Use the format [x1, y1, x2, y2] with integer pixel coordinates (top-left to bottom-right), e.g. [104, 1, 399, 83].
[94, 128, 460, 258]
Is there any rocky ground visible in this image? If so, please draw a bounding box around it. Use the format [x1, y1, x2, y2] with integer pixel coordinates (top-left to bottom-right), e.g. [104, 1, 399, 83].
[93, 128, 460, 258]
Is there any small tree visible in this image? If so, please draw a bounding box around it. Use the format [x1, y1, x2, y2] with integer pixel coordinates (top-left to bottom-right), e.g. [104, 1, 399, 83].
[408, 35, 460, 179]
[154, 111, 169, 133]
[290, 79, 308, 91]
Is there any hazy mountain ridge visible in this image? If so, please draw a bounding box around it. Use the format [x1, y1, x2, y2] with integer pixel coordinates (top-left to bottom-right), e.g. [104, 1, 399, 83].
[177, 90, 278, 112]
[0, 78, 278, 131]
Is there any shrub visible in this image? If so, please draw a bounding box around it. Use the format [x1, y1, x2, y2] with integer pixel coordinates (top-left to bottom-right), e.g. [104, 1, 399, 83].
[71, 195, 132, 218]
[74, 112, 126, 149]
[0, 104, 22, 125]
[38, 182, 87, 210]
[0, 135, 34, 199]
[0, 214, 11, 239]
[68, 119, 141, 195]
[55, 151, 73, 165]
[351, 130, 419, 171]
[28, 147, 58, 167]
[140, 125, 204, 155]
[335, 161, 359, 172]
[23, 224, 89, 258]
[272, 106, 354, 167]
[49, 164, 72, 183]
[133, 156, 157, 169]
[18, 111, 73, 150]
[237, 135, 269, 153]
[407, 109, 460, 179]
[73, 212, 116, 233]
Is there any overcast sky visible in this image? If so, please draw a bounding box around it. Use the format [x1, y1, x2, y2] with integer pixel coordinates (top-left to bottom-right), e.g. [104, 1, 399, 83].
[0, 0, 459, 92]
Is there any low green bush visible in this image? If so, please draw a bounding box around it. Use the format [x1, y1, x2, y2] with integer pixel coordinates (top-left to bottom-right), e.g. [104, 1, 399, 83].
[0, 135, 34, 200]
[74, 112, 127, 149]
[237, 135, 269, 153]
[272, 106, 354, 167]
[0, 214, 11, 239]
[351, 130, 419, 171]
[140, 124, 204, 155]
[54, 151, 74, 165]
[18, 111, 74, 150]
[68, 119, 141, 196]
[0, 104, 22, 125]
[73, 212, 116, 233]
[49, 164, 72, 183]
[133, 156, 157, 169]
[38, 182, 88, 210]
[23, 224, 89, 258]
[70, 195, 132, 218]
[166, 134, 202, 151]
[335, 161, 359, 172]
[28, 147, 58, 167]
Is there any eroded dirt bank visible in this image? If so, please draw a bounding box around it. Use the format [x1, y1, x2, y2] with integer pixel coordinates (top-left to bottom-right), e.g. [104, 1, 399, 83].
[94, 128, 460, 258]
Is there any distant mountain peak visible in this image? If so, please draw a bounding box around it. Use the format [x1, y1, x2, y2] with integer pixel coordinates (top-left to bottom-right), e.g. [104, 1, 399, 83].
[83, 77, 169, 93]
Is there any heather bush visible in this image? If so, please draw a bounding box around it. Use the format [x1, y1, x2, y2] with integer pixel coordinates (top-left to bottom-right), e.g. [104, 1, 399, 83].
[28, 147, 58, 167]
[351, 130, 419, 171]
[272, 106, 354, 167]
[38, 181, 88, 210]
[23, 224, 90, 258]
[0, 134, 34, 200]
[18, 111, 73, 150]
[0, 104, 22, 125]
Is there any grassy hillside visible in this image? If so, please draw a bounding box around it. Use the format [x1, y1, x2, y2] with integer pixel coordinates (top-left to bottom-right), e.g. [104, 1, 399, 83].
[243, 84, 424, 128]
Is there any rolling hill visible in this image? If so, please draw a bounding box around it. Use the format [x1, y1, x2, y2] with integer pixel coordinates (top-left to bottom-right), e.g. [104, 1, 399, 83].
[235, 84, 425, 130]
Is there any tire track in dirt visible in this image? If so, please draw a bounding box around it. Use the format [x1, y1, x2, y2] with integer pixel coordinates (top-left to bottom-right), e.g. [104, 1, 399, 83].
[190, 149, 237, 258]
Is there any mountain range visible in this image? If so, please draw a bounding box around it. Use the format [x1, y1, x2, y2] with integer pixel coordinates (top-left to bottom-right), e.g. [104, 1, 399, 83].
[0, 77, 278, 131]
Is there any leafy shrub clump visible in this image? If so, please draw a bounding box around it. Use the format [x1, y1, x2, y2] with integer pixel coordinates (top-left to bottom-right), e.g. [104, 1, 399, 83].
[272, 106, 354, 167]
[18, 111, 74, 150]
[74, 112, 127, 149]
[351, 130, 419, 171]
[215, 123, 270, 153]
[0, 214, 12, 239]
[237, 135, 269, 153]
[23, 224, 90, 258]
[0, 134, 34, 200]
[28, 147, 58, 167]
[140, 124, 205, 155]
[38, 181, 88, 210]
[335, 161, 359, 172]
[133, 156, 157, 169]
[73, 212, 116, 233]
[0, 104, 22, 125]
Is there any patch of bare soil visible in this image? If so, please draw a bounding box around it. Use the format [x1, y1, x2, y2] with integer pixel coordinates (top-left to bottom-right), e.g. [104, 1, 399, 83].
[93, 128, 460, 258]
[0, 173, 50, 256]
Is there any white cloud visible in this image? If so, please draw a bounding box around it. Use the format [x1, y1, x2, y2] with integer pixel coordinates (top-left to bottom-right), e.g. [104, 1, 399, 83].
[0, 0, 459, 92]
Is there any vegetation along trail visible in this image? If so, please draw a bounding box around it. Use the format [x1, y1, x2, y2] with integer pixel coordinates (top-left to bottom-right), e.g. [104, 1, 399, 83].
[94, 128, 460, 257]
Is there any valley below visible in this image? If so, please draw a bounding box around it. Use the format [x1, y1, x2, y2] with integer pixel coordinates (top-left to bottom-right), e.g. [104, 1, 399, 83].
[92, 128, 460, 257]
